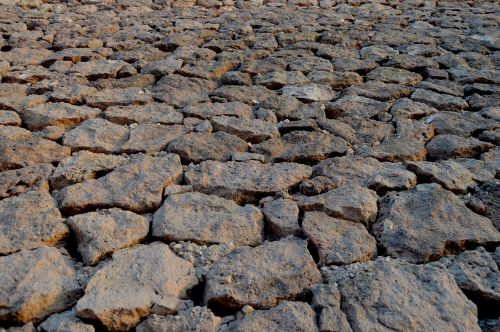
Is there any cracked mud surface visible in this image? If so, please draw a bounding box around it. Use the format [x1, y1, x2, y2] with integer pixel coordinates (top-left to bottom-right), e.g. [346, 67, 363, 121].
[0, 0, 499, 331]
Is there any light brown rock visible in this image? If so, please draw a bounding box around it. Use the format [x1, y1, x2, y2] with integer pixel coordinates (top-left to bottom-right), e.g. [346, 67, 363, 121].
[23, 103, 101, 131]
[0, 164, 53, 198]
[136, 308, 220, 332]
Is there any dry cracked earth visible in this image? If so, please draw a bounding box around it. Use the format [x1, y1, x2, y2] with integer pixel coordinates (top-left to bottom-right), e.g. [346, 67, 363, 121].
[0, 0, 499, 331]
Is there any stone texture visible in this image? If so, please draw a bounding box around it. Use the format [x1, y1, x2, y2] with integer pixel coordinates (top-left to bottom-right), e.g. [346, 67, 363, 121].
[67, 209, 149, 266]
[0, 247, 82, 323]
[185, 161, 312, 204]
[152, 192, 264, 246]
[136, 308, 221, 332]
[76, 242, 198, 331]
[23, 103, 101, 131]
[373, 184, 500, 263]
[426, 134, 494, 161]
[0, 191, 68, 255]
[262, 198, 300, 238]
[211, 116, 280, 143]
[85, 88, 153, 110]
[38, 310, 95, 332]
[104, 103, 183, 125]
[204, 238, 321, 309]
[0, 164, 53, 198]
[282, 84, 335, 102]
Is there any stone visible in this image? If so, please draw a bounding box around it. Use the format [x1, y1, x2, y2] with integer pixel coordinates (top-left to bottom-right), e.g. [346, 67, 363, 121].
[262, 198, 300, 238]
[426, 134, 494, 161]
[282, 84, 335, 102]
[76, 242, 198, 331]
[121, 124, 187, 154]
[211, 116, 280, 143]
[41, 48, 103, 67]
[416, 79, 464, 97]
[152, 192, 264, 246]
[313, 156, 416, 194]
[167, 132, 248, 164]
[62, 119, 129, 154]
[69, 60, 128, 80]
[204, 238, 321, 309]
[85, 88, 153, 110]
[185, 160, 312, 204]
[181, 102, 253, 120]
[297, 184, 378, 226]
[0, 247, 82, 323]
[104, 103, 183, 125]
[38, 310, 95, 332]
[152, 74, 216, 108]
[254, 71, 309, 89]
[432, 247, 500, 304]
[310, 284, 352, 332]
[326, 94, 391, 119]
[303, 211, 377, 265]
[373, 184, 500, 263]
[67, 209, 149, 266]
[59, 154, 183, 214]
[307, 71, 363, 90]
[0, 164, 53, 198]
[47, 85, 97, 105]
[50, 151, 126, 190]
[0, 191, 68, 255]
[366, 67, 422, 85]
[411, 88, 468, 112]
[360, 45, 399, 61]
[0, 95, 47, 113]
[347, 81, 411, 101]
[227, 301, 318, 332]
[0, 111, 22, 126]
[136, 308, 221, 332]
[0, 137, 70, 171]
[23, 103, 101, 131]
[425, 111, 495, 137]
[390, 98, 438, 119]
[252, 131, 348, 163]
[323, 257, 481, 332]
[299, 176, 340, 196]
[0, 125, 32, 141]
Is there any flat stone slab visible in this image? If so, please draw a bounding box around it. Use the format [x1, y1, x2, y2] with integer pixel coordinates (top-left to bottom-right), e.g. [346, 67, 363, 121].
[23, 102, 101, 131]
[0, 163, 54, 198]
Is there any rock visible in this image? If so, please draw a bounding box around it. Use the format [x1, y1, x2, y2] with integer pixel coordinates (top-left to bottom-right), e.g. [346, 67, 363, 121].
[152, 192, 264, 246]
[227, 301, 318, 332]
[297, 184, 378, 226]
[417, 79, 464, 97]
[23, 103, 101, 130]
[282, 84, 335, 102]
[411, 88, 468, 111]
[59, 154, 182, 214]
[262, 198, 300, 238]
[121, 124, 188, 154]
[181, 102, 253, 120]
[0, 247, 82, 323]
[211, 116, 280, 143]
[85, 88, 153, 110]
[67, 209, 149, 266]
[0, 110, 22, 126]
[204, 238, 321, 309]
[167, 132, 248, 164]
[0, 137, 71, 171]
[307, 71, 363, 90]
[390, 98, 438, 119]
[0, 191, 68, 255]
[76, 242, 198, 331]
[104, 103, 183, 125]
[62, 119, 129, 154]
[373, 184, 500, 263]
[425, 111, 495, 137]
[367, 67, 422, 85]
[0, 95, 47, 114]
[313, 156, 416, 194]
[347, 81, 411, 101]
[432, 247, 500, 304]
[322, 257, 481, 332]
[69, 60, 128, 80]
[310, 284, 352, 332]
[331, 58, 378, 73]
[299, 176, 340, 196]
[47, 85, 97, 105]
[41, 48, 103, 67]
[255, 71, 309, 89]
[38, 310, 95, 332]
[152, 74, 216, 108]
[326, 94, 391, 119]
[231, 152, 265, 162]
[0, 164, 53, 198]
[136, 308, 221, 332]
[50, 151, 126, 190]
[0, 125, 32, 141]
[252, 131, 348, 163]
[303, 211, 377, 265]
[185, 160, 312, 204]
[426, 134, 494, 161]
[473, 181, 500, 231]
[360, 45, 399, 61]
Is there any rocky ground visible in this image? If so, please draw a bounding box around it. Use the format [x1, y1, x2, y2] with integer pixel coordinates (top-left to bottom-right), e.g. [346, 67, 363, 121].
[0, 0, 499, 331]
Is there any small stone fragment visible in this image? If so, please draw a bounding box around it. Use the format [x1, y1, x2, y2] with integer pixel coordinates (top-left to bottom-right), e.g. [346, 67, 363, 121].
[262, 198, 300, 238]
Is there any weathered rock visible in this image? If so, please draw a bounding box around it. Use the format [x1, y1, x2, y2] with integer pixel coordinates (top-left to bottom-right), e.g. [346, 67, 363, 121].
[282, 84, 335, 102]
[204, 238, 321, 309]
[38, 310, 95, 332]
[255, 71, 309, 89]
[425, 111, 496, 137]
[0, 191, 68, 255]
[322, 257, 481, 332]
[152, 74, 216, 108]
[252, 131, 348, 163]
[104, 103, 183, 125]
[211, 116, 280, 143]
[50, 151, 126, 190]
[136, 308, 221, 332]
[47, 85, 97, 105]
[0, 110, 22, 126]
[307, 70, 363, 90]
[167, 132, 248, 164]
[69, 60, 128, 80]
[367, 67, 422, 85]
[303, 211, 377, 265]
[181, 102, 253, 120]
[262, 198, 300, 238]
[67, 209, 149, 266]
[0, 125, 32, 141]
[347, 81, 411, 101]
[373, 184, 500, 263]
[227, 301, 318, 332]
[85, 88, 153, 110]
[313, 156, 416, 193]
[390, 98, 438, 119]
[310, 284, 352, 332]
[185, 161, 312, 204]
[326, 94, 391, 119]
[152, 192, 264, 246]
[23, 103, 101, 130]
[62, 119, 129, 154]
[0, 164, 53, 198]
[121, 124, 187, 154]
[0, 137, 71, 171]
[0, 247, 82, 323]
[297, 184, 378, 226]
[426, 134, 494, 161]
[76, 242, 198, 331]
[59, 154, 183, 214]
[411, 88, 468, 111]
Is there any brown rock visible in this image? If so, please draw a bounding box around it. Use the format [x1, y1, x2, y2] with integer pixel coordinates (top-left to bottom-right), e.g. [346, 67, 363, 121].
[104, 103, 183, 125]
[85, 88, 153, 110]
[23, 103, 101, 131]
[211, 116, 280, 143]
[0, 164, 53, 198]
[262, 198, 301, 238]
[426, 134, 494, 161]
[136, 308, 220, 332]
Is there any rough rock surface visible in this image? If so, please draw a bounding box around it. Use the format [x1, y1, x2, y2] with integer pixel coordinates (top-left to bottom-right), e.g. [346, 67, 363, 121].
[136, 308, 221, 332]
